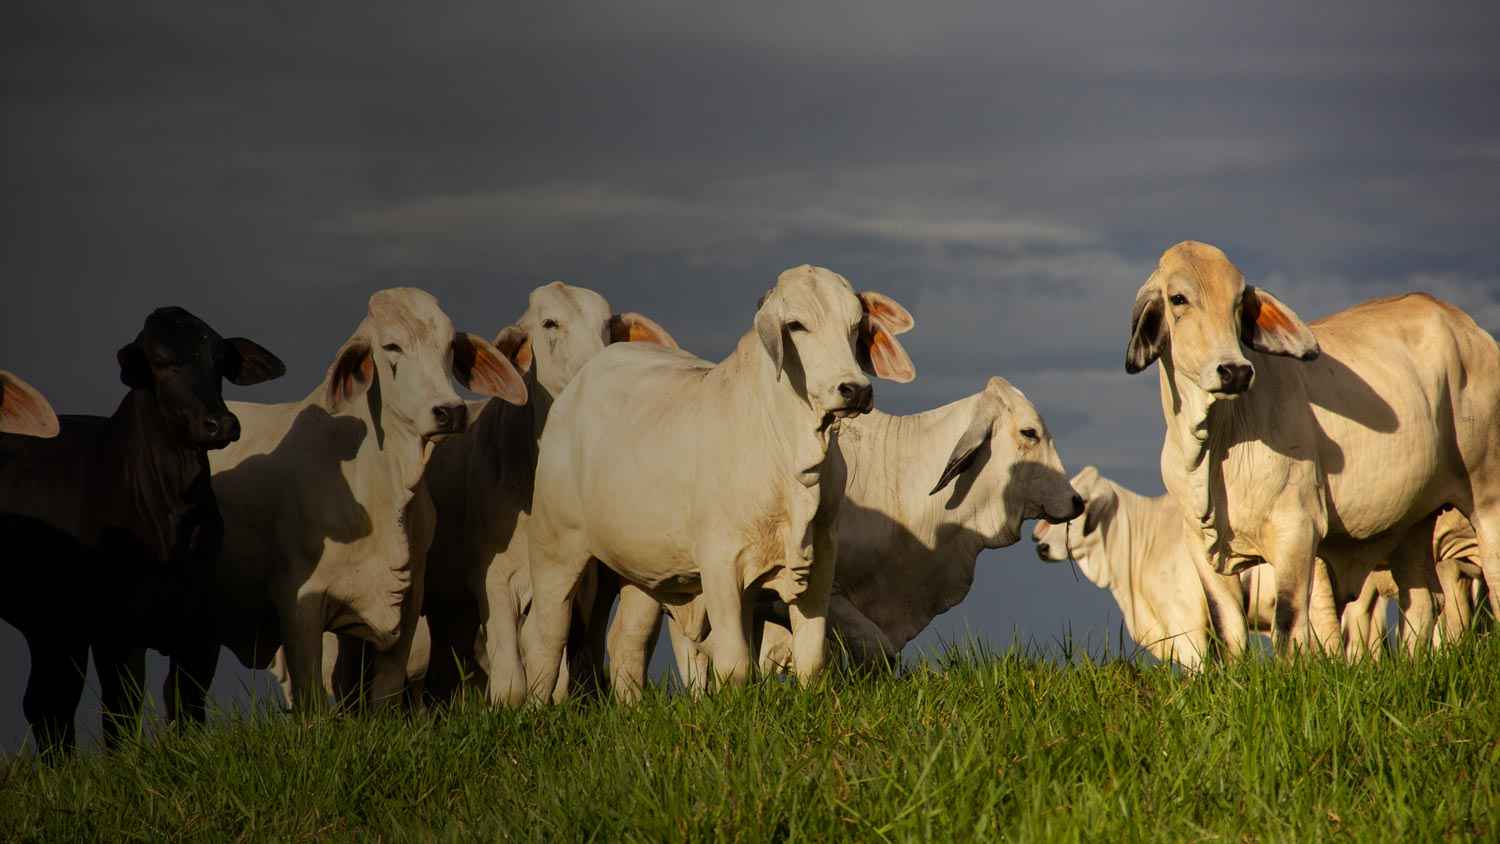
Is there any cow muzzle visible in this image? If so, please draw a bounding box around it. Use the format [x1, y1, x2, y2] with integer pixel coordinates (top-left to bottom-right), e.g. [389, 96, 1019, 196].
[196, 412, 241, 448]
[832, 381, 874, 417]
[1209, 361, 1255, 396]
[429, 402, 469, 439]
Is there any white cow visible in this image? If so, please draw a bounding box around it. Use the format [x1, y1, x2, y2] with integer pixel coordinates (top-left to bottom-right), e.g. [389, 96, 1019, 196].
[524, 265, 916, 700]
[1125, 241, 1500, 654]
[610, 375, 1084, 696]
[166, 288, 526, 715]
[0, 371, 58, 438]
[418, 281, 677, 705]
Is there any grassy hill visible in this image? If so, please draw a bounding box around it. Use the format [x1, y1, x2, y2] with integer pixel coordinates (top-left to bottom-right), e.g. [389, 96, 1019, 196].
[4, 636, 1497, 841]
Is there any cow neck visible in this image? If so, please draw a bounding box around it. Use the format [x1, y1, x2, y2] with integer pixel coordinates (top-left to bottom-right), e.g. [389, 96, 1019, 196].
[475, 369, 546, 490]
[325, 371, 426, 506]
[732, 333, 830, 490]
[1158, 354, 1226, 562]
[1103, 486, 1160, 638]
[868, 397, 988, 559]
[104, 388, 214, 563]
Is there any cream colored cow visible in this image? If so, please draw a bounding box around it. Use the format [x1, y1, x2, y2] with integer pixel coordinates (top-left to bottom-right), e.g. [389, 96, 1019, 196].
[0, 371, 58, 438]
[1125, 241, 1500, 654]
[524, 265, 915, 700]
[167, 288, 526, 714]
[611, 376, 1084, 696]
[419, 282, 677, 705]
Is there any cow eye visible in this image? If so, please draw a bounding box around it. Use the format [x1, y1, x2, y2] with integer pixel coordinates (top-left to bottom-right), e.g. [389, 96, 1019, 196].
[1020, 427, 1040, 442]
[382, 343, 403, 355]
[786, 321, 806, 333]
[542, 319, 559, 330]
[1168, 294, 1188, 307]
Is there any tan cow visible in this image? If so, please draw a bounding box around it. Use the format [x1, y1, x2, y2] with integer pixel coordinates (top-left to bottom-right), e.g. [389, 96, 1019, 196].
[1125, 241, 1500, 654]
[0, 371, 58, 438]
[524, 265, 915, 701]
[610, 376, 1083, 696]
[165, 288, 526, 715]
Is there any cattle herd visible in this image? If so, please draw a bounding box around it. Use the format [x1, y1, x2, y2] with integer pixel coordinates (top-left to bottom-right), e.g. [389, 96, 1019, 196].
[2, 240, 1499, 756]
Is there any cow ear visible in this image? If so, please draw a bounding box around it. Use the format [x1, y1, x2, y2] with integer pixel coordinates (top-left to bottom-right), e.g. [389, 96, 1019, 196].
[1071, 465, 1101, 494]
[609, 312, 679, 349]
[858, 291, 916, 383]
[493, 325, 533, 375]
[117, 340, 152, 389]
[754, 291, 784, 380]
[0, 371, 59, 438]
[1125, 282, 1166, 374]
[222, 337, 287, 386]
[931, 382, 1010, 495]
[454, 332, 527, 406]
[1242, 286, 1319, 361]
[1082, 485, 1118, 536]
[325, 339, 374, 410]
[858, 291, 914, 335]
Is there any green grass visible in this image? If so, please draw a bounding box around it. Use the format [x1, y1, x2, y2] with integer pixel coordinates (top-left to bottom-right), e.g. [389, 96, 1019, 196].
[4, 635, 1499, 842]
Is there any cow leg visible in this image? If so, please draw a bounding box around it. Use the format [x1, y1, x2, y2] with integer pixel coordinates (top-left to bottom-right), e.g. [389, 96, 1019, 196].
[481, 593, 527, 706]
[1189, 543, 1247, 659]
[1464, 500, 1500, 619]
[368, 602, 422, 710]
[280, 593, 329, 713]
[786, 522, 839, 685]
[824, 594, 896, 669]
[1389, 523, 1440, 656]
[696, 552, 753, 689]
[1266, 529, 1327, 654]
[567, 562, 619, 698]
[1434, 559, 1471, 647]
[22, 633, 87, 757]
[421, 611, 465, 706]
[1308, 557, 1345, 655]
[666, 612, 710, 696]
[164, 642, 218, 725]
[93, 642, 146, 748]
[607, 583, 663, 703]
[1340, 574, 1378, 661]
[521, 536, 591, 705]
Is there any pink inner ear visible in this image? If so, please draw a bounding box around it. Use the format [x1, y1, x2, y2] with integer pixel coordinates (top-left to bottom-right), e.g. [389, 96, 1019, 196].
[329, 348, 373, 407]
[860, 292, 914, 335]
[1255, 299, 1296, 334]
[0, 376, 59, 437]
[866, 326, 915, 383]
[513, 338, 534, 373]
[460, 337, 528, 405]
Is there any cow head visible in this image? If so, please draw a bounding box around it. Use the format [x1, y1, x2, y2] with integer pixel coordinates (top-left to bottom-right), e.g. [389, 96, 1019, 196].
[929, 377, 1083, 546]
[117, 307, 285, 448]
[754, 265, 915, 424]
[1125, 241, 1318, 399]
[325, 288, 526, 441]
[0, 370, 59, 438]
[1033, 466, 1119, 587]
[492, 281, 678, 401]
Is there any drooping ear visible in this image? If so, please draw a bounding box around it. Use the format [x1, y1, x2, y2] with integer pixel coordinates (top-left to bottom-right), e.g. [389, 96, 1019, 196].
[117, 340, 151, 389]
[858, 291, 914, 335]
[858, 291, 916, 383]
[222, 337, 287, 386]
[325, 338, 374, 411]
[930, 383, 1011, 495]
[493, 325, 533, 375]
[453, 332, 528, 405]
[1081, 485, 1118, 536]
[0, 371, 60, 438]
[609, 312, 679, 349]
[1241, 286, 1319, 361]
[754, 291, 784, 380]
[1125, 282, 1166, 374]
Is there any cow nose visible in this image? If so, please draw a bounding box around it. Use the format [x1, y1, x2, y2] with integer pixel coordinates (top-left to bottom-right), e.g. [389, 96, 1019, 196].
[432, 402, 467, 434]
[1070, 494, 1085, 519]
[1036, 542, 1051, 560]
[838, 382, 873, 411]
[201, 413, 240, 444]
[1216, 362, 1255, 394]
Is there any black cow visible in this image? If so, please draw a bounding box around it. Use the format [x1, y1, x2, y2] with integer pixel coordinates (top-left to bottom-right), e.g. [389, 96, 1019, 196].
[0, 307, 283, 753]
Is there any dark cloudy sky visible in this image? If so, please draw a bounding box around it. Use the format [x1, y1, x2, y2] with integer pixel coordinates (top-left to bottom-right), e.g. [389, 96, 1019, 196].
[4, 1, 1499, 751]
